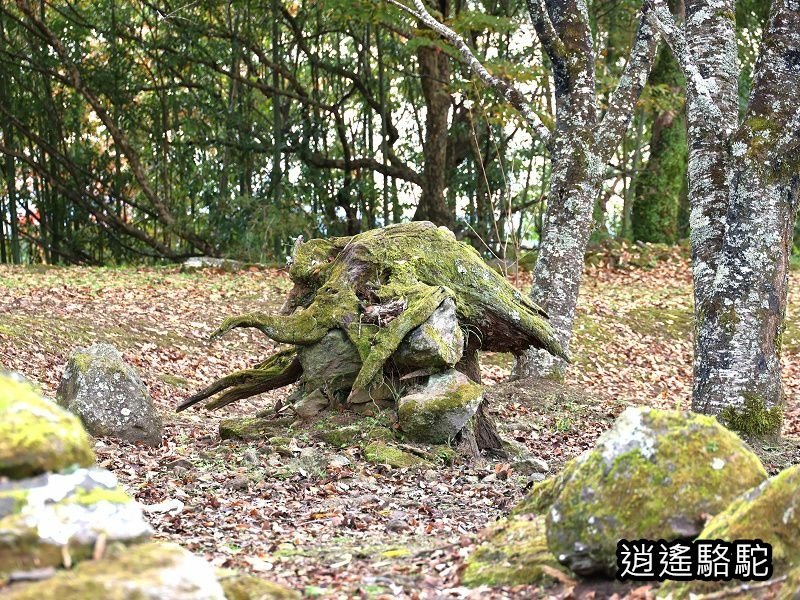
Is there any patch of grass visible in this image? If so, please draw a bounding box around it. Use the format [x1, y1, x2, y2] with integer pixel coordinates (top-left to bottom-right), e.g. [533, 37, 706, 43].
[625, 306, 693, 340]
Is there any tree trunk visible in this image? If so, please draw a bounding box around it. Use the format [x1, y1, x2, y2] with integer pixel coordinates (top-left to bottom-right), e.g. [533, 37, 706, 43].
[690, 0, 800, 436]
[413, 22, 453, 228]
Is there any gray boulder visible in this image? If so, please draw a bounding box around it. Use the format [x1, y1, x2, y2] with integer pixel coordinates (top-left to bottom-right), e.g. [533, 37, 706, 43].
[0, 467, 152, 578]
[540, 407, 767, 576]
[181, 256, 243, 272]
[394, 298, 464, 370]
[299, 329, 362, 397]
[57, 344, 163, 447]
[397, 370, 483, 443]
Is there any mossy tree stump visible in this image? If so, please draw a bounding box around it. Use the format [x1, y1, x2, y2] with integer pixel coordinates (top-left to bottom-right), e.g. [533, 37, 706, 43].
[178, 222, 565, 452]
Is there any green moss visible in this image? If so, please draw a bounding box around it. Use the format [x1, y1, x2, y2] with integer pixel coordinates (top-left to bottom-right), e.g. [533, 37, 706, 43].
[462, 516, 569, 587]
[315, 422, 395, 448]
[362, 441, 429, 468]
[216, 569, 301, 600]
[380, 547, 411, 558]
[777, 564, 800, 600]
[3, 542, 199, 599]
[0, 375, 95, 479]
[720, 394, 783, 439]
[661, 464, 800, 599]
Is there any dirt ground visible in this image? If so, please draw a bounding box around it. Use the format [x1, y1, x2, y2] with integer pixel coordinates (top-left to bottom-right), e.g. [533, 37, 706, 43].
[1, 250, 798, 599]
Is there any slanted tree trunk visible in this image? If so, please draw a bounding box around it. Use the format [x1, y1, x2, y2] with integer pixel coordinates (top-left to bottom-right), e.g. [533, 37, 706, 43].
[632, 22, 688, 244]
[646, 0, 800, 437]
[390, 0, 659, 380]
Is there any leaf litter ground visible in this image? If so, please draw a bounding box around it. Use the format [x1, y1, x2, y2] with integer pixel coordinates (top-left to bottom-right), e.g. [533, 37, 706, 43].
[0, 252, 798, 599]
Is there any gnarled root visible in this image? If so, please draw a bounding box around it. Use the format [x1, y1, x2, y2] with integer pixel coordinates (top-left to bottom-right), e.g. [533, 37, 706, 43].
[209, 311, 329, 345]
[177, 348, 302, 412]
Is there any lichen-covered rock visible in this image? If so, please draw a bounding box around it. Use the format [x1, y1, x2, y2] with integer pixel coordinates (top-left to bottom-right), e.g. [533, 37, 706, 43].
[397, 370, 483, 443]
[216, 569, 301, 600]
[298, 329, 362, 398]
[0, 468, 151, 577]
[181, 256, 244, 272]
[56, 344, 163, 447]
[462, 515, 571, 587]
[542, 407, 767, 576]
[3, 542, 226, 600]
[659, 464, 800, 599]
[394, 297, 464, 369]
[0, 374, 95, 479]
[362, 442, 429, 468]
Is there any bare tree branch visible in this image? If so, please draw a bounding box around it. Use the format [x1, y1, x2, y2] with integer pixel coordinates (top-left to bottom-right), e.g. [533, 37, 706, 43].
[595, 13, 659, 160]
[386, 0, 553, 151]
[524, 0, 566, 62]
[642, 0, 724, 123]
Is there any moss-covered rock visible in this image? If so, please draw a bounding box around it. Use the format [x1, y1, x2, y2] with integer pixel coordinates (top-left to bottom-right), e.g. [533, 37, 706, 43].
[216, 569, 300, 599]
[540, 407, 767, 576]
[462, 515, 571, 587]
[659, 464, 800, 599]
[298, 329, 362, 398]
[4, 542, 226, 600]
[397, 370, 483, 444]
[362, 441, 429, 468]
[511, 458, 580, 517]
[0, 468, 151, 578]
[394, 297, 464, 369]
[314, 422, 395, 448]
[0, 374, 95, 479]
[777, 564, 800, 600]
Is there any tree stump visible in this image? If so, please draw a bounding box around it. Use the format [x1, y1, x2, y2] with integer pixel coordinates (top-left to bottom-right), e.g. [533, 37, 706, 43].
[178, 222, 565, 453]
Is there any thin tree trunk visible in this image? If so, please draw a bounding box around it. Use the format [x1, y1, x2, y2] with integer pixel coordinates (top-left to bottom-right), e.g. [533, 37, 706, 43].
[413, 40, 453, 227]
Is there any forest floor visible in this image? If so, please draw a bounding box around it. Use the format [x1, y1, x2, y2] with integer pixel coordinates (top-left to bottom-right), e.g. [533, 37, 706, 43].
[1, 247, 799, 599]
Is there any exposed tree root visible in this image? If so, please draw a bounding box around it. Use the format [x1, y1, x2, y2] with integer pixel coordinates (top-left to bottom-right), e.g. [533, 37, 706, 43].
[181, 222, 566, 454]
[177, 348, 301, 412]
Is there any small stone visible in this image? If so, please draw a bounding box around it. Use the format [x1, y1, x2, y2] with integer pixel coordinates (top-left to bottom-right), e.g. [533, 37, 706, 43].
[56, 344, 163, 447]
[243, 448, 261, 466]
[294, 389, 330, 420]
[328, 455, 351, 469]
[226, 475, 249, 491]
[167, 458, 194, 471]
[512, 456, 550, 475]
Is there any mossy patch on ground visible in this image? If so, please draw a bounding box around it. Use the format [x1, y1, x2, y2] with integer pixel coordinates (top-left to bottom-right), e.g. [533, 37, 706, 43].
[216, 569, 300, 599]
[362, 441, 430, 468]
[462, 515, 570, 587]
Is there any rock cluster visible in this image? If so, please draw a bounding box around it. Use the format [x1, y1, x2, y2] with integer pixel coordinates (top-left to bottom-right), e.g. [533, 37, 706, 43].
[464, 406, 800, 598]
[0, 373, 297, 600]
